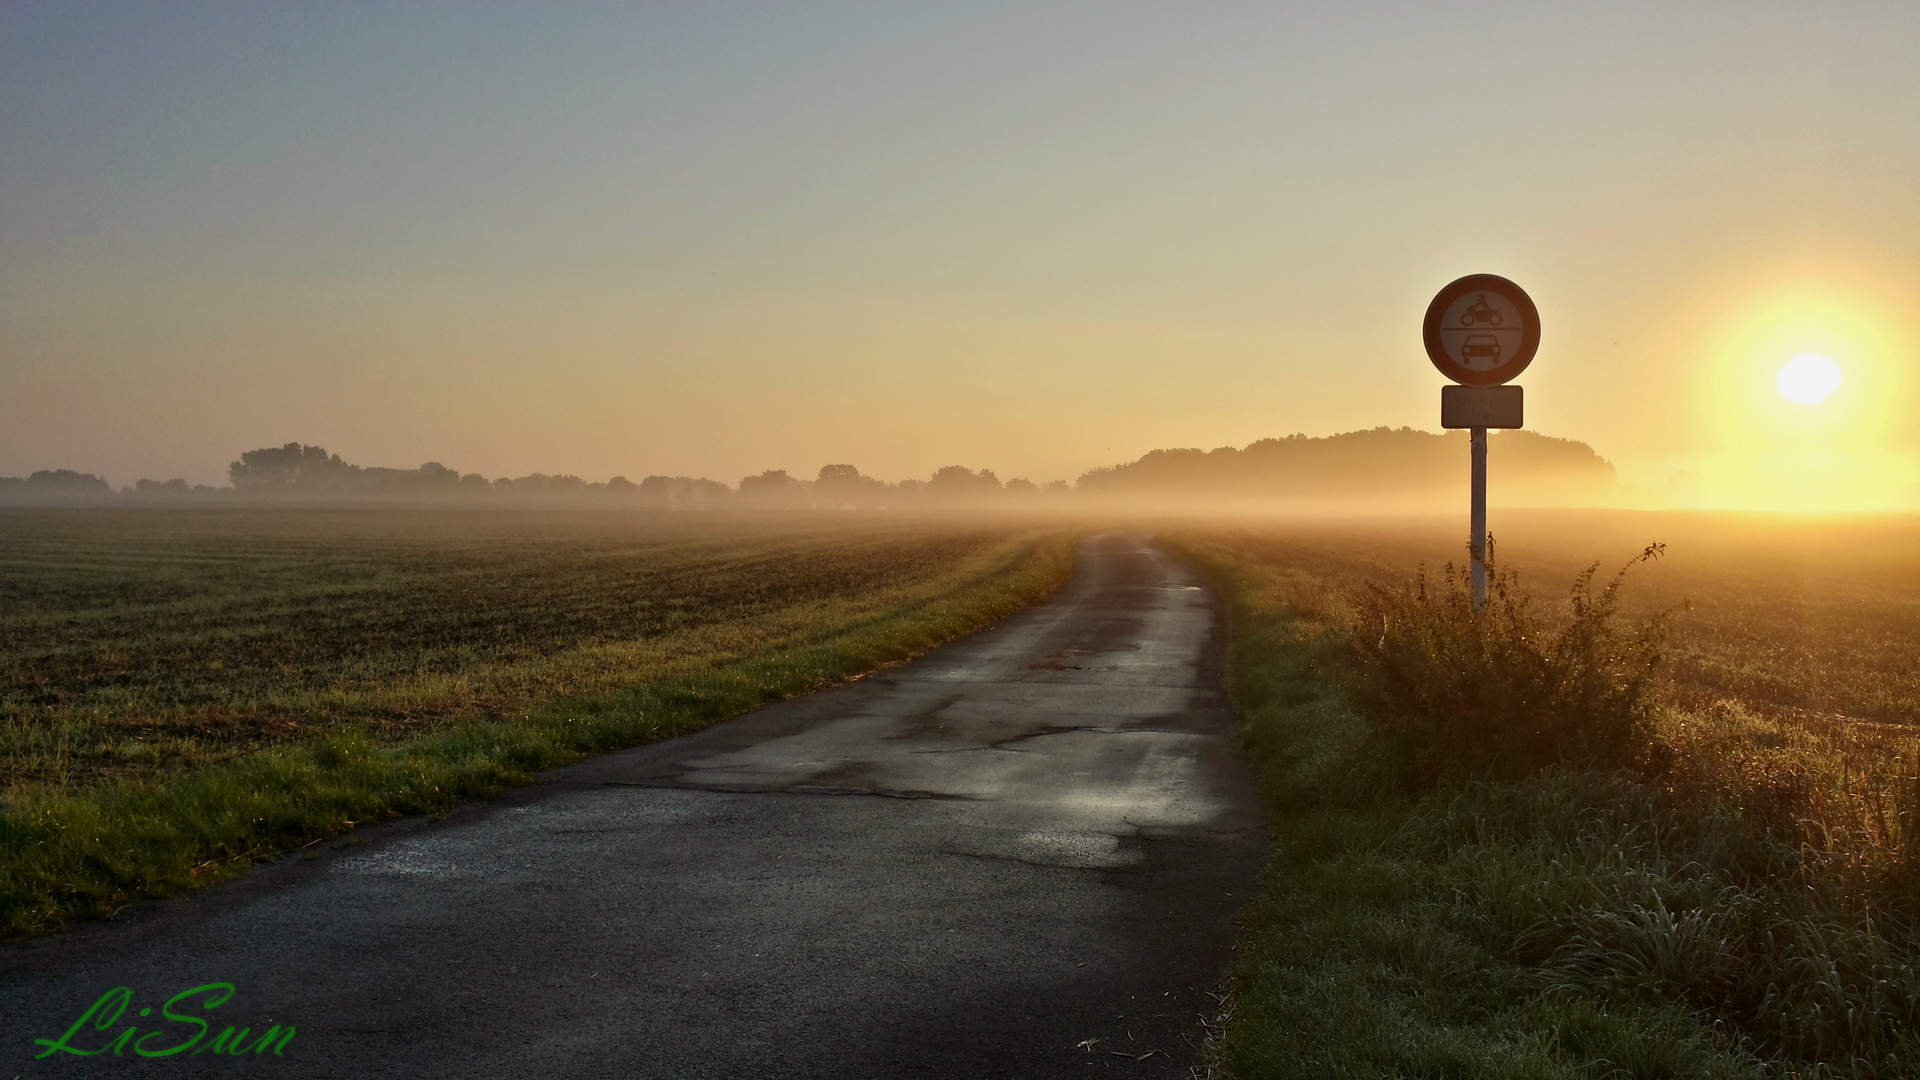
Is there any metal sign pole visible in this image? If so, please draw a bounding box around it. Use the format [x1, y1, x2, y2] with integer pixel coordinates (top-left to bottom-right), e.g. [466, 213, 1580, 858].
[1470, 426, 1487, 610]
[1422, 273, 1539, 614]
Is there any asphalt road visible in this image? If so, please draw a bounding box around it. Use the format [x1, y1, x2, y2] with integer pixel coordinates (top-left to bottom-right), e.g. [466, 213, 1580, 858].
[2, 533, 1267, 1079]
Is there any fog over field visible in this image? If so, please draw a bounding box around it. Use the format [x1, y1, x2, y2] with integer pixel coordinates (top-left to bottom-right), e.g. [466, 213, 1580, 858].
[4, 427, 1618, 513]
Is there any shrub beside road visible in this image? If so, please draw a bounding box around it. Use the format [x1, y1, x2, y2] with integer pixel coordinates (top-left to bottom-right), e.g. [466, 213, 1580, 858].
[1174, 520, 1920, 1078]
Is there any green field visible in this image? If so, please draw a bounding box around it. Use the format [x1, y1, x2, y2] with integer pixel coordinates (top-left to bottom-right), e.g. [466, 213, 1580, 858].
[0, 509, 1074, 935]
[1174, 511, 1920, 1078]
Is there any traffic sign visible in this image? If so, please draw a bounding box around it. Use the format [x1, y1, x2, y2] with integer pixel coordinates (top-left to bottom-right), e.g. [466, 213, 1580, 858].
[1422, 274, 1540, 386]
[1422, 274, 1540, 611]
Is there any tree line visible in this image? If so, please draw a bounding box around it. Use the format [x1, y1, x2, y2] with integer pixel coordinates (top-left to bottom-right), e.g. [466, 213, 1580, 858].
[0, 444, 1065, 509]
[1075, 427, 1616, 510]
[1, 429, 1617, 509]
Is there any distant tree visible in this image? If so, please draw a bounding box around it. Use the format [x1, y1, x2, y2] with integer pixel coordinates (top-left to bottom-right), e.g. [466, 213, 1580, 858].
[228, 443, 366, 490]
[927, 466, 1002, 502]
[409, 462, 460, 487]
[1073, 427, 1615, 510]
[928, 466, 967, 487]
[638, 475, 676, 510]
[739, 469, 807, 509]
[501, 473, 587, 495]
[1003, 478, 1040, 497]
[215, 442, 719, 506]
[0, 469, 113, 506]
[815, 464, 889, 509]
[27, 469, 112, 492]
[689, 478, 733, 509]
[639, 475, 734, 510]
[739, 469, 790, 493]
[815, 464, 859, 509]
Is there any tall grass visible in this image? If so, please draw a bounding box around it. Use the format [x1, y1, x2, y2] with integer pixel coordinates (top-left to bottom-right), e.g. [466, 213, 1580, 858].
[1346, 539, 1672, 784]
[1169, 528, 1920, 1079]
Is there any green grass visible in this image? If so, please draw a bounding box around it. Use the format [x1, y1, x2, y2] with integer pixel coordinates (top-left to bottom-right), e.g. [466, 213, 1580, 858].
[1170, 522, 1920, 1079]
[0, 510, 1076, 938]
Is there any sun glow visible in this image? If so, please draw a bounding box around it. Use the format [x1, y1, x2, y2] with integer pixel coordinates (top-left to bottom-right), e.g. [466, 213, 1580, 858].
[1777, 353, 1841, 405]
[1686, 280, 1920, 511]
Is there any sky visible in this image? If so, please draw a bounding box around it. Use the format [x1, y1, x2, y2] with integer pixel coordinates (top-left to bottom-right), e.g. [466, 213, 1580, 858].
[3, 2, 1918, 508]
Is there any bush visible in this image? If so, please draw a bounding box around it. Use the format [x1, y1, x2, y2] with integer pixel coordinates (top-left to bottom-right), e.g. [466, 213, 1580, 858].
[1176, 529, 1920, 1076]
[1345, 539, 1672, 786]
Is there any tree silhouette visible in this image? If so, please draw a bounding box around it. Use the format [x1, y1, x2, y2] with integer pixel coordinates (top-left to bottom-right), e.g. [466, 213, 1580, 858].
[738, 469, 807, 509]
[228, 443, 357, 489]
[927, 466, 1002, 501]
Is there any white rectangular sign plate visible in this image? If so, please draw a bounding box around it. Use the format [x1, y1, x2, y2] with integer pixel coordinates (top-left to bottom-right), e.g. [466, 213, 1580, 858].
[1441, 384, 1524, 429]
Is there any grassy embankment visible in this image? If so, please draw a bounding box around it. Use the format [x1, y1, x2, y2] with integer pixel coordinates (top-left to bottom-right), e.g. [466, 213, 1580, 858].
[1171, 513, 1920, 1079]
[1, 510, 1075, 938]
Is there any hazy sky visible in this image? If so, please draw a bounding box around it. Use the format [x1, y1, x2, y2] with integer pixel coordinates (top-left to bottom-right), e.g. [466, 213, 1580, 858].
[4, 2, 1918, 507]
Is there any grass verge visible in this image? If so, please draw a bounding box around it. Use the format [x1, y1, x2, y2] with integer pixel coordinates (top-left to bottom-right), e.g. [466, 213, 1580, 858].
[1, 530, 1075, 939]
[1169, 530, 1920, 1079]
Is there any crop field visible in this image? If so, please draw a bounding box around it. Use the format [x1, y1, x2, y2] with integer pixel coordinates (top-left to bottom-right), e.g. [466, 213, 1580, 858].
[1173, 511, 1920, 1077]
[1195, 510, 1920, 727]
[0, 509, 1074, 935]
[0, 509, 1061, 795]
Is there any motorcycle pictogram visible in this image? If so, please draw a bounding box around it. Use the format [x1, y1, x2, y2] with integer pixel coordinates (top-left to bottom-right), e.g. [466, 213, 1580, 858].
[1459, 294, 1503, 327]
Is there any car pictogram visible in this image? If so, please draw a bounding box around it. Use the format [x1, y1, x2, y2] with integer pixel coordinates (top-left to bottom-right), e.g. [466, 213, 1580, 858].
[1461, 334, 1501, 364]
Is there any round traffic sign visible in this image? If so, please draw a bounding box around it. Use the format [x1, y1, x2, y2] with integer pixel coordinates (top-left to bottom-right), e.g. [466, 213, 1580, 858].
[1422, 274, 1540, 385]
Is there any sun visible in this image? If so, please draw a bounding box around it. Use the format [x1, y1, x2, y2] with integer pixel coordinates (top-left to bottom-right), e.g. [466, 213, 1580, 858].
[1777, 353, 1842, 405]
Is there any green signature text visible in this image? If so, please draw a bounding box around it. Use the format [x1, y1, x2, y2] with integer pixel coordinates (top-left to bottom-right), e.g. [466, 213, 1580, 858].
[32, 983, 295, 1059]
